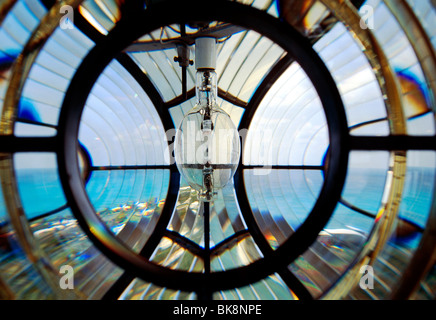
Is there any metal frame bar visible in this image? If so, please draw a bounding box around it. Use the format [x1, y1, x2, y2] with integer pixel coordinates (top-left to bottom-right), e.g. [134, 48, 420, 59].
[69, 1, 174, 133]
[164, 229, 204, 257]
[233, 168, 315, 300]
[350, 136, 436, 151]
[164, 88, 196, 108]
[0, 136, 58, 152]
[238, 52, 294, 132]
[242, 165, 324, 170]
[55, 0, 348, 294]
[124, 23, 245, 53]
[163, 87, 248, 109]
[102, 165, 180, 300]
[90, 165, 174, 171]
[384, 0, 436, 300]
[318, 0, 409, 300]
[0, 0, 86, 300]
[3, 0, 433, 301]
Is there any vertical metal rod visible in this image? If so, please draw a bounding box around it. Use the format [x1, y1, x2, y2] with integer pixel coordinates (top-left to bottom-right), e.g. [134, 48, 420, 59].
[182, 65, 187, 100]
[180, 24, 187, 100]
[197, 200, 212, 300]
[204, 200, 211, 274]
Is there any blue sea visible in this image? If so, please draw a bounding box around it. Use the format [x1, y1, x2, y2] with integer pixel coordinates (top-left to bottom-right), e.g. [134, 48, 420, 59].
[0, 167, 433, 242]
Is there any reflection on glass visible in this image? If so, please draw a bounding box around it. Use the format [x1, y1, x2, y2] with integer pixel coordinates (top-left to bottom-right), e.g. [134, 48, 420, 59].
[244, 169, 324, 249]
[244, 62, 328, 166]
[0, 0, 434, 301]
[86, 169, 170, 252]
[14, 154, 66, 220]
[348, 151, 435, 299]
[80, 59, 169, 166]
[214, 273, 298, 300]
[120, 277, 195, 300]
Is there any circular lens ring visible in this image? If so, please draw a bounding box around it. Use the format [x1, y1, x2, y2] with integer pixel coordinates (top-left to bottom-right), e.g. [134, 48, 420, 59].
[57, 0, 349, 293]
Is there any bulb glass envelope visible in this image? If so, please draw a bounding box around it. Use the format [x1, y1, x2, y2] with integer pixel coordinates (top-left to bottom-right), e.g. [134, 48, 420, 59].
[175, 41, 241, 201]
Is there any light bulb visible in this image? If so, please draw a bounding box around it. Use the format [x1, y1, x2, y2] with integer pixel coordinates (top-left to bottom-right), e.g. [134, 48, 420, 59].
[175, 38, 240, 201]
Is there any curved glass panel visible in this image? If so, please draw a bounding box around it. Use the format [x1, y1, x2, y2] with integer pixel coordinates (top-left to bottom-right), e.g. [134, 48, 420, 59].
[86, 169, 170, 252]
[244, 62, 328, 166]
[0, 0, 47, 108]
[80, 60, 169, 166]
[13, 153, 66, 220]
[363, 0, 435, 135]
[16, 25, 94, 134]
[0, 0, 435, 302]
[314, 22, 388, 135]
[214, 273, 297, 300]
[244, 168, 324, 249]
